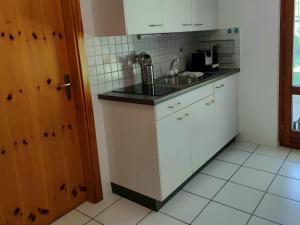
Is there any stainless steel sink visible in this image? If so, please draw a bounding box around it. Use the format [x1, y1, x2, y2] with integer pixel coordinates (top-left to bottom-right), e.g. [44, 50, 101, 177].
[156, 72, 216, 87]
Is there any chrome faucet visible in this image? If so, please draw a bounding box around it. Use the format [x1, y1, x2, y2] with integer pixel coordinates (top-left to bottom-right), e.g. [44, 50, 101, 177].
[169, 57, 180, 76]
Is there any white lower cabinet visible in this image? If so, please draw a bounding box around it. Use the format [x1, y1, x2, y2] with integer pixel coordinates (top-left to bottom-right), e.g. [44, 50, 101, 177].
[214, 74, 238, 150]
[157, 95, 216, 198]
[102, 74, 238, 202]
[189, 95, 216, 172]
[157, 104, 193, 198]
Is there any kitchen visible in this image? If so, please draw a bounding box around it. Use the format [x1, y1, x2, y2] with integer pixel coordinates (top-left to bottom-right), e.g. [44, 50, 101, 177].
[1, 0, 299, 225]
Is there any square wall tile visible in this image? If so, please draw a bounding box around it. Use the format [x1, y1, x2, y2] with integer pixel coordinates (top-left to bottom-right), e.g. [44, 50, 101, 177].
[192, 202, 250, 225]
[201, 160, 239, 180]
[94, 198, 150, 225]
[213, 182, 264, 213]
[183, 174, 226, 199]
[160, 191, 209, 224]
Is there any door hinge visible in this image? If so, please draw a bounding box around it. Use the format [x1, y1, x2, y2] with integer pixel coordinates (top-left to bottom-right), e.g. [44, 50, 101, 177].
[282, 22, 286, 30]
[282, 74, 285, 81]
[281, 124, 284, 131]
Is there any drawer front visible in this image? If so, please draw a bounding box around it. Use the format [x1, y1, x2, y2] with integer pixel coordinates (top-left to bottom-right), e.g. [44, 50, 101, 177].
[156, 84, 214, 120]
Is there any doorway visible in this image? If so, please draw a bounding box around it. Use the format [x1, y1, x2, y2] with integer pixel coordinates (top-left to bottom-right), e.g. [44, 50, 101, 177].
[280, 0, 300, 148]
[0, 0, 102, 224]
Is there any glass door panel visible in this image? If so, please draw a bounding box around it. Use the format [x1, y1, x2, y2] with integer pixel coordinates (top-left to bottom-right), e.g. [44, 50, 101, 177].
[292, 0, 300, 132]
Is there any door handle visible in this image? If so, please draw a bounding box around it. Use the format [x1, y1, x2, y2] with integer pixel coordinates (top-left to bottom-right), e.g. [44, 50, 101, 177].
[182, 24, 192, 26]
[205, 100, 215, 106]
[149, 24, 163, 27]
[58, 74, 72, 101]
[215, 84, 225, 89]
[177, 113, 190, 121]
[168, 102, 182, 109]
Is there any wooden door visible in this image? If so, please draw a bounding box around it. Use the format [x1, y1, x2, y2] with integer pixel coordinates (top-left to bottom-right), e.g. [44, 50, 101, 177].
[280, 0, 300, 149]
[0, 0, 99, 224]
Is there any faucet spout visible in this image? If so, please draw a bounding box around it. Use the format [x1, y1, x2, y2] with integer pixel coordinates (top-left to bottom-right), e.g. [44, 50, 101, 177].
[169, 57, 180, 76]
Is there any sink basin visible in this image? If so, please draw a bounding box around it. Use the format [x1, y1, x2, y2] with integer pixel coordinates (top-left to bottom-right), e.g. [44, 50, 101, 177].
[156, 72, 215, 86]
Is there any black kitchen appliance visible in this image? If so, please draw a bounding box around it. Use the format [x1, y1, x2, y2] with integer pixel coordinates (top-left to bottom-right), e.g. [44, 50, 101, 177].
[190, 46, 220, 72]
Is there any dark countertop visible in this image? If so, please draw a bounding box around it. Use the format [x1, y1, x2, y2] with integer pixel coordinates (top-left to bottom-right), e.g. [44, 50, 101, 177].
[98, 68, 240, 105]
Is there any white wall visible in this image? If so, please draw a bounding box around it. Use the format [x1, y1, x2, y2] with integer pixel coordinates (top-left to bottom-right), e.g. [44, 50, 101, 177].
[219, 0, 281, 147]
[92, 96, 112, 196]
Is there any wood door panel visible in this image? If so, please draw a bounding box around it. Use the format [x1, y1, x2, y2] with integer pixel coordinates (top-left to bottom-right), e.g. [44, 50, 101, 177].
[0, 109, 25, 225]
[0, 0, 90, 224]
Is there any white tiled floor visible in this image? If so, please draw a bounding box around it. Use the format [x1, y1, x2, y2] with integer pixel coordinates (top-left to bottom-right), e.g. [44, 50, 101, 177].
[52, 141, 300, 225]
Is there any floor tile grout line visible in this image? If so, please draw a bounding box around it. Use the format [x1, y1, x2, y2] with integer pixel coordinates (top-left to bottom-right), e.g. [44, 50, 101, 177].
[135, 210, 153, 225]
[184, 172, 300, 205]
[84, 218, 104, 225]
[244, 149, 292, 225]
[214, 156, 300, 182]
[89, 197, 122, 220]
[159, 211, 190, 225]
[189, 145, 260, 225]
[75, 209, 94, 221]
[181, 189, 282, 225]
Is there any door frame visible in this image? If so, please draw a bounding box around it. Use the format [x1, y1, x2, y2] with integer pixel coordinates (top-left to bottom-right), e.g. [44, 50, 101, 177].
[279, 0, 300, 148]
[60, 0, 103, 203]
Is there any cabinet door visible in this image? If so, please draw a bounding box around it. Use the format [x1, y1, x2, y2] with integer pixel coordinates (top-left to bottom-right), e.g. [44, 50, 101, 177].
[162, 0, 192, 33]
[124, 0, 164, 34]
[157, 108, 193, 199]
[187, 96, 217, 172]
[214, 74, 238, 150]
[192, 0, 219, 31]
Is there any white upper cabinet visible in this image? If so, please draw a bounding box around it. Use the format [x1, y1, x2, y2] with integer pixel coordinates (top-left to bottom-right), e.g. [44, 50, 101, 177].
[162, 0, 192, 33]
[80, 0, 220, 36]
[192, 0, 219, 31]
[123, 0, 164, 34]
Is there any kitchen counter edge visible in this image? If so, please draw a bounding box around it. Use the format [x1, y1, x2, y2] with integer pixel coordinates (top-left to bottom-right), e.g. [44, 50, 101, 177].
[98, 68, 240, 106]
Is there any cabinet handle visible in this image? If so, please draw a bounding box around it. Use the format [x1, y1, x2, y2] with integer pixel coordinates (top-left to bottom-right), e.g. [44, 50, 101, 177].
[194, 24, 204, 26]
[177, 113, 190, 121]
[205, 100, 215, 106]
[149, 24, 163, 27]
[215, 84, 225, 89]
[182, 24, 192, 26]
[168, 102, 182, 109]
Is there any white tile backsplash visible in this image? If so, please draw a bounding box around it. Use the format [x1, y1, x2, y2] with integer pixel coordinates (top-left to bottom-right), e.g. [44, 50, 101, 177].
[85, 29, 240, 95]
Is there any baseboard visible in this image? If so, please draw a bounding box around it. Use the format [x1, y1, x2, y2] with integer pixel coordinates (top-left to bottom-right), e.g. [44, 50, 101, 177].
[111, 137, 236, 211]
